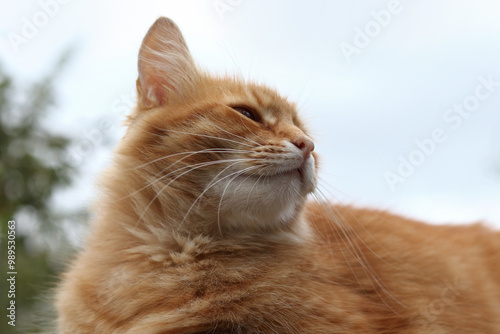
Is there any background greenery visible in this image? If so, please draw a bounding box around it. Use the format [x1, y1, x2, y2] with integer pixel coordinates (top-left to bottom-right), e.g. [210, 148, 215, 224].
[0, 54, 86, 334]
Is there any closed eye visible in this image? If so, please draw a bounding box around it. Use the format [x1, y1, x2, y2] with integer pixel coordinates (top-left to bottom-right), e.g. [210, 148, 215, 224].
[232, 106, 259, 122]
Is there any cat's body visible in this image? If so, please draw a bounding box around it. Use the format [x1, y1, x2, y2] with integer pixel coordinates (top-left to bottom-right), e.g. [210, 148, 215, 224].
[55, 18, 500, 333]
[57, 202, 500, 333]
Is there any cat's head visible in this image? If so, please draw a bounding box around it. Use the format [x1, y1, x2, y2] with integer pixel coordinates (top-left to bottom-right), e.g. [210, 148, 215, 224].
[119, 17, 317, 235]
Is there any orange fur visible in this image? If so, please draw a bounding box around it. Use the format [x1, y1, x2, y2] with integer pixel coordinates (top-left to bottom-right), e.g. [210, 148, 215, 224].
[55, 17, 500, 333]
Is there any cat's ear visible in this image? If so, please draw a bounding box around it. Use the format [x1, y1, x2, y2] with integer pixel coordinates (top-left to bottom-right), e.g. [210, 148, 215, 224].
[137, 17, 197, 108]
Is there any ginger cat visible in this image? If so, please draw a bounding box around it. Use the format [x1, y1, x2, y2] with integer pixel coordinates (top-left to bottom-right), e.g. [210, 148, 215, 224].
[55, 17, 500, 333]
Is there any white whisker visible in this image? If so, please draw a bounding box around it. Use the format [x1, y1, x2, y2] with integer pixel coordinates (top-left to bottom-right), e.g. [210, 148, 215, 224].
[120, 158, 255, 202]
[313, 187, 405, 311]
[150, 125, 254, 148]
[178, 163, 260, 228]
[192, 112, 264, 147]
[216, 165, 260, 235]
[135, 158, 258, 227]
[131, 148, 248, 171]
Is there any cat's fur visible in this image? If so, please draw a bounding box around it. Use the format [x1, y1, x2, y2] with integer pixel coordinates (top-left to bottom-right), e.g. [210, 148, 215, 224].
[55, 17, 500, 333]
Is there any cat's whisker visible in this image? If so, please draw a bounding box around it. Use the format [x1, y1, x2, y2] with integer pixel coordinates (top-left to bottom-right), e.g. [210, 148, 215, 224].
[238, 117, 271, 146]
[232, 164, 267, 194]
[310, 191, 396, 312]
[238, 163, 276, 213]
[314, 190, 369, 266]
[304, 201, 339, 269]
[311, 192, 373, 267]
[315, 184, 406, 310]
[146, 150, 255, 184]
[136, 159, 258, 227]
[120, 158, 257, 202]
[313, 188, 405, 312]
[243, 170, 266, 212]
[178, 163, 261, 229]
[147, 123, 255, 148]
[216, 165, 262, 235]
[191, 112, 265, 147]
[147, 149, 249, 180]
[211, 120, 264, 147]
[316, 182, 401, 270]
[119, 160, 222, 202]
[130, 148, 249, 171]
[310, 192, 361, 282]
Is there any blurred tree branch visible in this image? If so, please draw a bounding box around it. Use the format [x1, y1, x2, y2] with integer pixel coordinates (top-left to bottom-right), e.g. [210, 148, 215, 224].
[1, 50, 83, 334]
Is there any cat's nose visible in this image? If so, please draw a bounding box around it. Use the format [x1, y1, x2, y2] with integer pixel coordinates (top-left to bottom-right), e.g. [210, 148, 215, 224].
[292, 136, 315, 162]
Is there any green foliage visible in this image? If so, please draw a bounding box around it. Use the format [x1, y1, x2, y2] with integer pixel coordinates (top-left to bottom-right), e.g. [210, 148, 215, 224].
[1, 54, 78, 334]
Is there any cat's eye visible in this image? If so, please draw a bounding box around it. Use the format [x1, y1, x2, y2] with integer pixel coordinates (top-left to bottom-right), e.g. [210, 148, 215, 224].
[232, 106, 258, 122]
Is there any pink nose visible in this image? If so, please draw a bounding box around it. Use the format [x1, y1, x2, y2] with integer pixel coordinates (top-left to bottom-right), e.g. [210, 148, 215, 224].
[292, 136, 315, 162]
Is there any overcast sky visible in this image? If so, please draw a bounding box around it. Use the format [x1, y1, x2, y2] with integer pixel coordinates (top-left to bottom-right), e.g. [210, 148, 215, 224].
[2, 0, 500, 229]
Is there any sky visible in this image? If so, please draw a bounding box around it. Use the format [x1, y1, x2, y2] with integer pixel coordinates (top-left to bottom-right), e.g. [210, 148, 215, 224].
[1, 0, 499, 233]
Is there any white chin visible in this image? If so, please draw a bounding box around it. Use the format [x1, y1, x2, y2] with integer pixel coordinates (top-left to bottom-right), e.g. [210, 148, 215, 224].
[213, 159, 316, 231]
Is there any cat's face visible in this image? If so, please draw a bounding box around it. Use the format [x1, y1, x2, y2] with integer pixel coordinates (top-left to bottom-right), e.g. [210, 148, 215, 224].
[121, 18, 317, 233]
